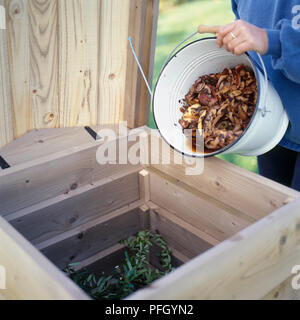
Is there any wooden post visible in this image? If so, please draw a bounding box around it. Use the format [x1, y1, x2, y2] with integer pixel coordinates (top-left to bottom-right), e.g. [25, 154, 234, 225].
[139, 169, 150, 202]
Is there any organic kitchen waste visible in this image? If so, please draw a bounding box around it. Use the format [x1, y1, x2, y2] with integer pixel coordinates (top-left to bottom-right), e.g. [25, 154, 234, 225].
[178, 65, 258, 152]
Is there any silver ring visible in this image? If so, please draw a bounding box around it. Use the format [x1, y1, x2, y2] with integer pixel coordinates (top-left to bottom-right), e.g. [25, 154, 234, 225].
[230, 32, 237, 39]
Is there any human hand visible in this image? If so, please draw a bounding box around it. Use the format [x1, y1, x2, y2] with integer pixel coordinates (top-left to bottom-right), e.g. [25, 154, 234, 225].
[216, 20, 268, 55]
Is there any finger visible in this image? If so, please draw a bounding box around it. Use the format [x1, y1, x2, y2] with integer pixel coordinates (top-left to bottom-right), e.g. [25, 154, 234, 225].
[227, 36, 247, 53]
[223, 31, 245, 53]
[232, 41, 252, 56]
[219, 22, 236, 38]
[217, 22, 235, 47]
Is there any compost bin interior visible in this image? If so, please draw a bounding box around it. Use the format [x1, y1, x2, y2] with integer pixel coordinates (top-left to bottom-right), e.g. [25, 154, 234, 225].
[0, 126, 299, 300]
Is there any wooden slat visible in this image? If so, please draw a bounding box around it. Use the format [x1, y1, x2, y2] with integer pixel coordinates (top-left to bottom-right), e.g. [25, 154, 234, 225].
[58, 0, 99, 127]
[97, 0, 157, 127]
[0, 216, 88, 300]
[0, 132, 143, 216]
[97, 0, 129, 125]
[0, 124, 122, 166]
[128, 197, 300, 300]
[150, 135, 300, 220]
[149, 170, 253, 242]
[170, 248, 190, 264]
[262, 276, 300, 300]
[0, 0, 13, 148]
[37, 201, 143, 269]
[125, 0, 159, 128]
[28, 0, 59, 129]
[0, 127, 94, 166]
[72, 243, 126, 276]
[6, 0, 31, 139]
[7, 169, 140, 244]
[74, 240, 186, 278]
[149, 202, 218, 259]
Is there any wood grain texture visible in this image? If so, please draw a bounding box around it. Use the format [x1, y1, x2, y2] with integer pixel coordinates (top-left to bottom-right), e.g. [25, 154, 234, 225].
[150, 135, 300, 220]
[0, 136, 142, 216]
[8, 169, 140, 244]
[97, 0, 130, 125]
[149, 170, 253, 242]
[58, 0, 99, 127]
[38, 202, 142, 269]
[28, 0, 59, 129]
[0, 0, 157, 147]
[6, 0, 31, 138]
[149, 203, 218, 259]
[0, 127, 94, 166]
[0, 216, 89, 300]
[262, 276, 300, 300]
[128, 197, 300, 300]
[124, 0, 159, 128]
[0, 0, 13, 148]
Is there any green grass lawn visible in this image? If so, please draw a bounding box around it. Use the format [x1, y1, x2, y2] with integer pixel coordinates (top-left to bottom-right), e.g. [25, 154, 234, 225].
[150, 0, 258, 173]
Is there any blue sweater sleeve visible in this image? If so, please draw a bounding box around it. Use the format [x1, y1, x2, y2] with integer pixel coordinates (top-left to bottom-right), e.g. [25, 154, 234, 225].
[231, 0, 240, 19]
[265, 20, 300, 84]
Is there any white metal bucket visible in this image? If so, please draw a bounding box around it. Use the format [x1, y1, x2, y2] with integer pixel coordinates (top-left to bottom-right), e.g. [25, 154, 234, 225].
[153, 38, 289, 157]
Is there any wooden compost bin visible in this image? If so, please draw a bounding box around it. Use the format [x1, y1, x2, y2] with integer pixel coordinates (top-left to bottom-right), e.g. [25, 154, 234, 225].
[0, 127, 300, 300]
[1, 0, 300, 301]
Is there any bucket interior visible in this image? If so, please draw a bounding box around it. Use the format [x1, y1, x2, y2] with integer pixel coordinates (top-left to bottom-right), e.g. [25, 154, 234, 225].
[153, 37, 258, 158]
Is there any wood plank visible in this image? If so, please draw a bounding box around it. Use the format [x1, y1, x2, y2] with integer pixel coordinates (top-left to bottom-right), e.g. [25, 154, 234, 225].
[262, 276, 300, 300]
[73, 242, 186, 278]
[0, 0, 13, 148]
[6, 0, 31, 139]
[0, 132, 143, 216]
[0, 216, 88, 300]
[64, 237, 185, 279]
[150, 135, 300, 220]
[97, 0, 157, 127]
[128, 197, 300, 300]
[124, 0, 159, 128]
[149, 170, 253, 241]
[37, 201, 143, 269]
[28, 0, 59, 129]
[0, 124, 125, 166]
[97, 0, 130, 125]
[72, 243, 126, 276]
[58, 0, 99, 127]
[7, 169, 140, 244]
[149, 202, 219, 259]
[0, 127, 95, 166]
[170, 248, 190, 264]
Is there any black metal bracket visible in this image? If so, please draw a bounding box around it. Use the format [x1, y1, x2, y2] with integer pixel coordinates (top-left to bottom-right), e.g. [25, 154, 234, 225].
[84, 126, 102, 141]
[0, 155, 10, 169]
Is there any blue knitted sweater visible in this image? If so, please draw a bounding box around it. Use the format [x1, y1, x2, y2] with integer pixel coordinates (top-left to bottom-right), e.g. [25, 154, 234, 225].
[231, 0, 300, 151]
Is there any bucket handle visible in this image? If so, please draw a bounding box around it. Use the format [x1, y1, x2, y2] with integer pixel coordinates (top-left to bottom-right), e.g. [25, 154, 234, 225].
[254, 53, 269, 117]
[129, 27, 270, 117]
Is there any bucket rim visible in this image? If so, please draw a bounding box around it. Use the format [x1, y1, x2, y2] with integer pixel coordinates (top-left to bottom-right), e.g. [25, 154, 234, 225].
[152, 36, 262, 158]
